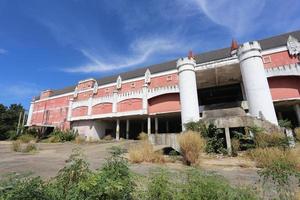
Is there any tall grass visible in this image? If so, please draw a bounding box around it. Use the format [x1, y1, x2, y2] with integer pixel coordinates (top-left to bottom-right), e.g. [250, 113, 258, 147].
[177, 131, 206, 165]
[128, 141, 165, 163]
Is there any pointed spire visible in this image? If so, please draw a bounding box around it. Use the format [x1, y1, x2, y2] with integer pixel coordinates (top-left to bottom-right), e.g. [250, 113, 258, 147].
[188, 50, 194, 59]
[231, 39, 238, 51]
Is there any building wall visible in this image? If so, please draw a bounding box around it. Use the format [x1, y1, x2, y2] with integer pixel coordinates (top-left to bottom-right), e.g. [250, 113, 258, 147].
[92, 103, 113, 115]
[72, 106, 88, 117]
[268, 76, 300, 100]
[148, 93, 181, 114]
[117, 98, 143, 112]
[263, 50, 299, 68]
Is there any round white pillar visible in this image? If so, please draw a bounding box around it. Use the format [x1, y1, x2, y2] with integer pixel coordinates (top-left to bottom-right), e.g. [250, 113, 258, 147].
[237, 41, 278, 125]
[177, 57, 200, 130]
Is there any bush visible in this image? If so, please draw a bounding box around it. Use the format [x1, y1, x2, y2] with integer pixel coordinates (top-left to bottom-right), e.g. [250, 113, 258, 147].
[75, 135, 86, 144]
[137, 132, 148, 140]
[11, 140, 21, 152]
[128, 141, 165, 163]
[249, 147, 300, 199]
[23, 142, 37, 153]
[177, 131, 206, 165]
[278, 119, 293, 129]
[17, 134, 36, 143]
[294, 127, 300, 142]
[254, 131, 288, 149]
[103, 134, 113, 140]
[6, 130, 18, 140]
[47, 129, 77, 143]
[0, 175, 49, 200]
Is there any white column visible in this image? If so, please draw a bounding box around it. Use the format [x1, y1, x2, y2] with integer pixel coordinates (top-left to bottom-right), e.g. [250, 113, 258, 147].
[177, 57, 200, 130]
[116, 119, 120, 140]
[225, 127, 232, 156]
[67, 99, 73, 121]
[87, 97, 93, 115]
[126, 119, 130, 139]
[237, 41, 278, 125]
[294, 104, 300, 126]
[142, 84, 148, 113]
[147, 116, 151, 135]
[26, 102, 34, 126]
[112, 90, 118, 113]
[155, 117, 158, 134]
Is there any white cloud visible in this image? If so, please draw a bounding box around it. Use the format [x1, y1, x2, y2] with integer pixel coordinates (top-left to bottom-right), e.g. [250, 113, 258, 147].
[188, 0, 266, 36]
[64, 37, 186, 73]
[0, 48, 7, 54]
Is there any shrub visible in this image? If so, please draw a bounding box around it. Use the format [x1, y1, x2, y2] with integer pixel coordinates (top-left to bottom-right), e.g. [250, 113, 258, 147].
[0, 175, 49, 200]
[137, 132, 148, 140]
[177, 169, 258, 200]
[7, 130, 18, 140]
[294, 127, 300, 142]
[48, 129, 77, 143]
[144, 169, 174, 200]
[11, 140, 21, 152]
[254, 131, 288, 149]
[177, 131, 206, 165]
[23, 142, 37, 153]
[75, 135, 86, 144]
[17, 134, 36, 143]
[278, 119, 293, 129]
[128, 141, 165, 163]
[76, 147, 134, 200]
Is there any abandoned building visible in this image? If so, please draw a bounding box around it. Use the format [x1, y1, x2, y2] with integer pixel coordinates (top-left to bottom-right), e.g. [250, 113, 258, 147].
[26, 30, 300, 144]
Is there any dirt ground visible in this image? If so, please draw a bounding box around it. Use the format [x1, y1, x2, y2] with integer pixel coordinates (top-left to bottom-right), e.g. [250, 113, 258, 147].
[0, 141, 259, 187]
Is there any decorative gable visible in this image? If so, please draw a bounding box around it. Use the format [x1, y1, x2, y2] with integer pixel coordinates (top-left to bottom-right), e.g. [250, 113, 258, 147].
[144, 69, 151, 84]
[287, 35, 300, 56]
[116, 75, 122, 89]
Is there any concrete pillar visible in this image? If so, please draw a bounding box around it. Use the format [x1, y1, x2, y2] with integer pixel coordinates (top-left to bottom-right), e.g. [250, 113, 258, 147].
[237, 41, 278, 125]
[166, 120, 169, 133]
[142, 84, 148, 112]
[147, 116, 151, 135]
[112, 90, 118, 113]
[87, 97, 93, 115]
[177, 57, 200, 130]
[26, 102, 34, 126]
[116, 119, 120, 140]
[155, 117, 158, 134]
[294, 104, 300, 126]
[126, 119, 130, 139]
[67, 99, 73, 121]
[224, 127, 232, 156]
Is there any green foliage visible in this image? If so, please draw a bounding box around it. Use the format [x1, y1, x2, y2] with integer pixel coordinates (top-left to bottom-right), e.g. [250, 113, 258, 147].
[258, 156, 300, 199]
[48, 129, 78, 142]
[0, 104, 25, 140]
[0, 173, 49, 200]
[185, 121, 227, 154]
[278, 119, 293, 129]
[17, 134, 36, 143]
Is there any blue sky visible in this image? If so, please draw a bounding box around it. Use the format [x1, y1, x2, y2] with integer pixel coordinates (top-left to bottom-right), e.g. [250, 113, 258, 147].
[0, 0, 299, 109]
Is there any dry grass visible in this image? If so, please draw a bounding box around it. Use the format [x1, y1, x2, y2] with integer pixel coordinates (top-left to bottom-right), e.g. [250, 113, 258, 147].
[254, 131, 287, 148]
[137, 132, 148, 140]
[128, 141, 165, 163]
[18, 134, 36, 143]
[177, 131, 206, 165]
[103, 135, 113, 141]
[294, 128, 300, 142]
[11, 140, 37, 153]
[231, 139, 240, 156]
[247, 147, 298, 169]
[11, 140, 22, 152]
[75, 135, 86, 144]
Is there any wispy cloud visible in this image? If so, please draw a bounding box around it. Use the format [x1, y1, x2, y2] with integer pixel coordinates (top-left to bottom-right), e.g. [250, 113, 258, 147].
[64, 37, 186, 73]
[0, 48, 7, 54]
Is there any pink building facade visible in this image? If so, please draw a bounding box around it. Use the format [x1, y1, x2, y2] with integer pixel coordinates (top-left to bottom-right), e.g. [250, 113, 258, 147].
[27, 30, 300, 140]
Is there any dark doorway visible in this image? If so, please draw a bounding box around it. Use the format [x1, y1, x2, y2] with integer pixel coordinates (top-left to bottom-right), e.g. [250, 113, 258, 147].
[198, 84, 243, 106]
